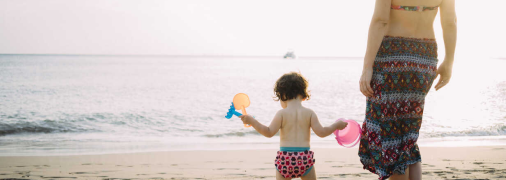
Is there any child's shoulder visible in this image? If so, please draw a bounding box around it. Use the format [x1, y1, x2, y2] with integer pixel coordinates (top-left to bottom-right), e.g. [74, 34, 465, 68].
[302, 107, 316, 116]
[276, 106, 315, 115]
[298, 105, 315, 113]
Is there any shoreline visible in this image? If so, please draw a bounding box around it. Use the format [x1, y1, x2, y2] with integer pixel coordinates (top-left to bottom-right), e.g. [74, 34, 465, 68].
[2, 135, 506, 157]
[0, 146, 505, 179]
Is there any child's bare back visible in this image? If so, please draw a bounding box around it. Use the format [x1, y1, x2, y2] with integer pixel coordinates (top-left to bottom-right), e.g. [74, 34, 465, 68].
[278, 104, 312, 148]
[240, 72, 347, 180]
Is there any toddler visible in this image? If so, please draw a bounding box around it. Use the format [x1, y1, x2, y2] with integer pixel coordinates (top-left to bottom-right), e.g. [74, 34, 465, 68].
[240, 72, 348, 180]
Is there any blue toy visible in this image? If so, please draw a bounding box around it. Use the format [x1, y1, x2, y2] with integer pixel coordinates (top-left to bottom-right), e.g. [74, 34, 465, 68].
[226, 93, 253, 127]
[225, 102, 243, 119]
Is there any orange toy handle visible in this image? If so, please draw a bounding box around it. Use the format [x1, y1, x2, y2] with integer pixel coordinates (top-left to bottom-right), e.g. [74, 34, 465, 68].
[241, 108, 252, 127]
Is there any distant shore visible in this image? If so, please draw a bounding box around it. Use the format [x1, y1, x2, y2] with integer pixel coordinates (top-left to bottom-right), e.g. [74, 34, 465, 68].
[0, 146, 505, 179]
[0, 53, 366, 60]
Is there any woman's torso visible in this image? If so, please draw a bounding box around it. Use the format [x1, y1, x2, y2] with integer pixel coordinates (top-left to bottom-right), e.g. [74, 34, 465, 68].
[279, 107, 312, 147]
[387, 0, 443, 39]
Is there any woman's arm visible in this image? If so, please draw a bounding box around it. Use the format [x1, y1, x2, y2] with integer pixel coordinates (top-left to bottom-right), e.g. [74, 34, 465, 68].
[360, 0, 391, 97]
[310, 110, 348, 137]
[435, 0, 457, 91]
[239, 111, 282, 138]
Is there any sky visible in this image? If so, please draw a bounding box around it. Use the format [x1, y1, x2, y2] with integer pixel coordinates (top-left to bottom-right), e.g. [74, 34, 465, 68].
[0, 0, 505, 58]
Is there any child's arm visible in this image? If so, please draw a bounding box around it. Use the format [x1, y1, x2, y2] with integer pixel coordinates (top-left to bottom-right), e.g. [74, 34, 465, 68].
[310, 110, 348, 137]
[239, 111, 282, 138]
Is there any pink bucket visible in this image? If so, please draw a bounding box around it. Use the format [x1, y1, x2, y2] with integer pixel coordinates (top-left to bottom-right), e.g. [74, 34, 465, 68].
[333, 118, 362, 148]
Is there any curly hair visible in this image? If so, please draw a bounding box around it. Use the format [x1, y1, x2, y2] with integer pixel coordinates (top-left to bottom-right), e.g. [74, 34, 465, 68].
[273, 72, 310, 101]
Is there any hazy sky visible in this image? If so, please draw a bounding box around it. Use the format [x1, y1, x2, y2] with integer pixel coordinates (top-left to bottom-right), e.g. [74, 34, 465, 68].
[1, 0, 505, 58]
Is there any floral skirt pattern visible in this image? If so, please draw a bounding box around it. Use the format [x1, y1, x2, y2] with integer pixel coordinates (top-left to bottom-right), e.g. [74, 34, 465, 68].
[358, 36, 438, 180]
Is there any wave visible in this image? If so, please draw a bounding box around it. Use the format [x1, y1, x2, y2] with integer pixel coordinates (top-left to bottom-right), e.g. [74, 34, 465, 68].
[2, 111, 505, 139]
[424, 124, 506, 138]
[0, 120, 95, 136]
[0, 112, 141, 136]
[0, 112, 203, 136]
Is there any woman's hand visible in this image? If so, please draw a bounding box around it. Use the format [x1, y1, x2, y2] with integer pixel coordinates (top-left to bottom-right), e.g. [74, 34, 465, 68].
[360, 67, 374, 97]
[434, 60, 453, 91]
[239, 114, 255, 125]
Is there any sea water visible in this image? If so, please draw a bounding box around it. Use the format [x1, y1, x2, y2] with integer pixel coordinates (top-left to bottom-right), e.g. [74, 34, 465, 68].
[0, 55, 505, 156]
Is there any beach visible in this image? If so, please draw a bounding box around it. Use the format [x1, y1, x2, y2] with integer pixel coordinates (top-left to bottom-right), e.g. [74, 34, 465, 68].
[1, 146, 505, 179]
[1, 0, 505, 179]
[1, 56, 505, 179]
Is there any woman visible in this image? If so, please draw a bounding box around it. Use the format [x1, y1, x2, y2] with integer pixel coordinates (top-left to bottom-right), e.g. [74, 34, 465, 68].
[358, 0, 456, 179]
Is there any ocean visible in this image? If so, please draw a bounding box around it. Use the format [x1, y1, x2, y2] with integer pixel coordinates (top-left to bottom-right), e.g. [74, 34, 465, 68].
[0, 55, 505, 156]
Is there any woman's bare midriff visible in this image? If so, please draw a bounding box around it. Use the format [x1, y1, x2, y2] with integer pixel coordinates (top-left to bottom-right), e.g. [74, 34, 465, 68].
[386, 10, 439, 39]
[387, 0, 443, 39]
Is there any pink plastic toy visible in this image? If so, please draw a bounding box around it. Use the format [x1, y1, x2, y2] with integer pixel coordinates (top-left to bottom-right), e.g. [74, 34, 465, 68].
[333, 118, 362, 148]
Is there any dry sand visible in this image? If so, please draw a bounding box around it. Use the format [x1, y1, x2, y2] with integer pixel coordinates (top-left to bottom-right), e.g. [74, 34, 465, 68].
[0, 146, 505, 180]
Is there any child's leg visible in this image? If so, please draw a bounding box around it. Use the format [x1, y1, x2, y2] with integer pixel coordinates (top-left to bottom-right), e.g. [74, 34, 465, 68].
[276, 169, 291, 180]
[300, 166, 316, 180]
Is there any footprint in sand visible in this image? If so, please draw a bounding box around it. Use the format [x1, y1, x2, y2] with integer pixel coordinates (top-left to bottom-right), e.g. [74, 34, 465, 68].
[71, 172, 98, 175]
[325, 161, 345, 163]
[216, 168, 240, 170]
[229, 173, 247, 176]
[433, 170, 454, 177]
[422, 163, 436, 168]
[445, 167, 459, 171]
[41, 176, 77, 179]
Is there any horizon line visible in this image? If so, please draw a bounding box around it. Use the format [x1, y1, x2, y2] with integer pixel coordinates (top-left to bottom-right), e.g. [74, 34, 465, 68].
[0, 53, 364, 59]
[1, 53, 503, 60]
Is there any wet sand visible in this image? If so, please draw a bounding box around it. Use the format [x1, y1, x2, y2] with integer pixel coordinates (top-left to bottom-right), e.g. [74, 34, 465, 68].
[0, 146, 505, 179]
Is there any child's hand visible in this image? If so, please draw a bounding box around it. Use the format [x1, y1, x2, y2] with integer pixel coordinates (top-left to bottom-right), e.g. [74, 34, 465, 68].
[239, 114, 255, 125]
[335, 120, 348, 130]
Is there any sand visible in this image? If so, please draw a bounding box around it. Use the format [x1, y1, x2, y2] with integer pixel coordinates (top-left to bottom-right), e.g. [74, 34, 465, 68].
[0, 146, 505, 180]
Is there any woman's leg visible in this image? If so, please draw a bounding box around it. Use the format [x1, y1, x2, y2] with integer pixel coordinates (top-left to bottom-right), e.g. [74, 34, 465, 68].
[388, 167, 409, 180]
[409, 162, 422, 180]
[301, 166, 316, 180]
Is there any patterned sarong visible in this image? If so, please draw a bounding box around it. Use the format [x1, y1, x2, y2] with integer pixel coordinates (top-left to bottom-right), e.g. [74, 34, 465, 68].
[359, 36, 438, 180]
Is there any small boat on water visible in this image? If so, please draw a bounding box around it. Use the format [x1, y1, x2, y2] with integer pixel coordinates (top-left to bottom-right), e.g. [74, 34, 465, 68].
[283, 51, 296, 59]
